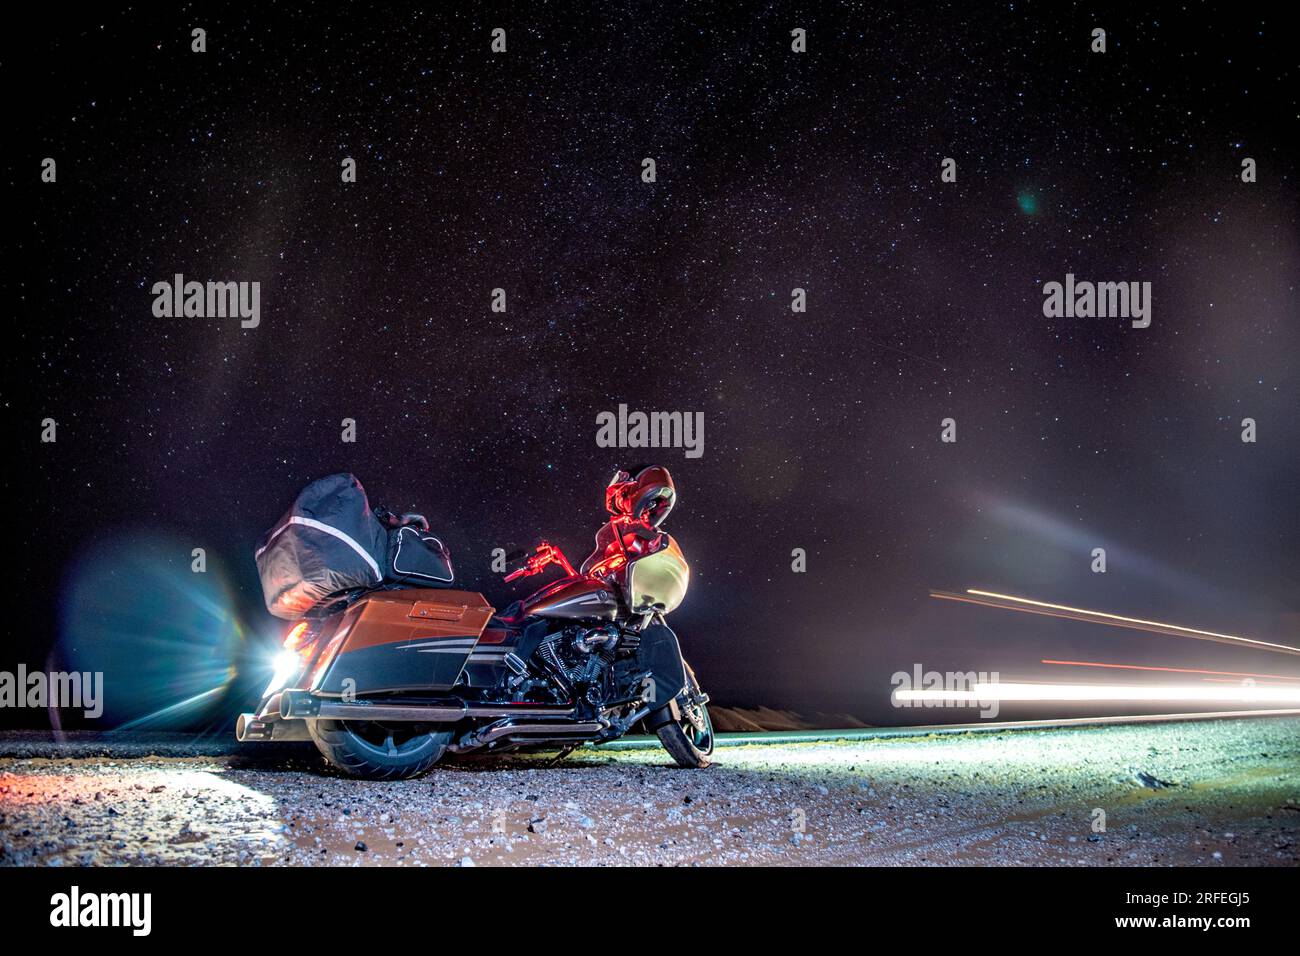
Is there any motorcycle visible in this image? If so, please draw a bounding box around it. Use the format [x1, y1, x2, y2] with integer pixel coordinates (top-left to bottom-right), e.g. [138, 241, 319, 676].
[236, 466, 714, 778]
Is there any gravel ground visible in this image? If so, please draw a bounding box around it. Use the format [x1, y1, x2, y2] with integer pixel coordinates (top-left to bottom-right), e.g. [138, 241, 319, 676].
[1, 716, 1297, 866]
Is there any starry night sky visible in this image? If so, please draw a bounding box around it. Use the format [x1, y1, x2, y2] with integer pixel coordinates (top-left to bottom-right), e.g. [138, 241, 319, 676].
[5, 2, 1298, 729]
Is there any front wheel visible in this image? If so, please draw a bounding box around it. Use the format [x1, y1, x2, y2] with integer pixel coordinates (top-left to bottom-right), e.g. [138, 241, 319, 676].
[307, 719, 454, 780]
[654, 663, 714, 768]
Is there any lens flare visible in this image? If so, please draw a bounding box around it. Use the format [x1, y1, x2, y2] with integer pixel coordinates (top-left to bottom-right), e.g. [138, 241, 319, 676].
[58, 534, 241, 728]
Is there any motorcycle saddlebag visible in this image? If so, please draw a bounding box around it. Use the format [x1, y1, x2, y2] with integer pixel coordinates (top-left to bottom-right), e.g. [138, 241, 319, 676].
[255, 473, 389, 619]
[308, 588, 494, 695]
[385, 526, 455, 587]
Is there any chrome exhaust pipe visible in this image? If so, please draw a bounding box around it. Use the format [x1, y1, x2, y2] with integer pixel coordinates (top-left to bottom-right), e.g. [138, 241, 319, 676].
[284, 697, 470, 722]
[314, 701, 471, 722]
[236, 712, 312, 742]
[236, 713, 269, 742]
[278, 690, 576, 723]
[450, 719, 605, 753]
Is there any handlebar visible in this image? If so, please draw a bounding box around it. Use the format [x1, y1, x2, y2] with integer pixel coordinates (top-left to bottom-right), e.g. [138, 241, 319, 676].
[503, 540, 576, 582]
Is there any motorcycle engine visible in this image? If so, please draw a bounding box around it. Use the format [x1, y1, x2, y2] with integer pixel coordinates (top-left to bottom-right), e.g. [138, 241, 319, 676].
[534, 624, 620, 706]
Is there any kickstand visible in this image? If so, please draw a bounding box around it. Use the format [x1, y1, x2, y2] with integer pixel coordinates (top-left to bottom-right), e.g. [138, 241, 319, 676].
[544, 745, 577, 767]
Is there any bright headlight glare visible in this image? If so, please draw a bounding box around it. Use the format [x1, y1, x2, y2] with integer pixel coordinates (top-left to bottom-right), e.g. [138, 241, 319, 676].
[266, 649, 303, 695]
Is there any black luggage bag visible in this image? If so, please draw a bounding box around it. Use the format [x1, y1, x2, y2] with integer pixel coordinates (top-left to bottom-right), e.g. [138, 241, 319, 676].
[255, 473, 389, 619]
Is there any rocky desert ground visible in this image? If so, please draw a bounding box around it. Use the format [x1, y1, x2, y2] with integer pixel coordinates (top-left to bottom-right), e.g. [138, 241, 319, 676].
[1, 716, 1296, 866]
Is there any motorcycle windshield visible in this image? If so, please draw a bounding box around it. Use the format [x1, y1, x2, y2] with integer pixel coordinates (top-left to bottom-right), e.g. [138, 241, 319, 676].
[624, 535, 689, 613]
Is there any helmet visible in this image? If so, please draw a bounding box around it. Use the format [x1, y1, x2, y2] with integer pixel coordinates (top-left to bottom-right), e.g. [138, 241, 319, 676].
[605, 465, 676, 528]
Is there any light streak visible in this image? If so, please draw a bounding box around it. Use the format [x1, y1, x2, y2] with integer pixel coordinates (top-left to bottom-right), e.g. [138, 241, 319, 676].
[1041, 659, 1300, 681]
[1201, 677, 1300, 686]
[928, 588, 1300, 656]
[895, 681, 1300, 705]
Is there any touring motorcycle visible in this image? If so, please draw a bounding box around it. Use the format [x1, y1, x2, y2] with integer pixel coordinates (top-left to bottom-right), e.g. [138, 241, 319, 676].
[236, 466, 714, 778]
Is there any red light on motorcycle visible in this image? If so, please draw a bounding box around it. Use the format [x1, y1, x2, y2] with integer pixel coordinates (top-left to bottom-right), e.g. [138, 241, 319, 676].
[283, 621, 310, 650]
[590, 553, 626, 575]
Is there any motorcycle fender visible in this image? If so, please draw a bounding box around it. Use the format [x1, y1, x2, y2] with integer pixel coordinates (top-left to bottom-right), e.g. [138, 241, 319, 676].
[636, 622, 687, 711]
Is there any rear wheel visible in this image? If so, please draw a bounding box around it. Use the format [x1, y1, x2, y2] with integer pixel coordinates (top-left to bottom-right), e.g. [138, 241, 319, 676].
[307, 719, 453, 779]
[654, 663, 714, 768]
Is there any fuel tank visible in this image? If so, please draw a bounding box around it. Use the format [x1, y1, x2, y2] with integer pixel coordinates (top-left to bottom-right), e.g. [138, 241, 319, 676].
[522, 575, 619, 621]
